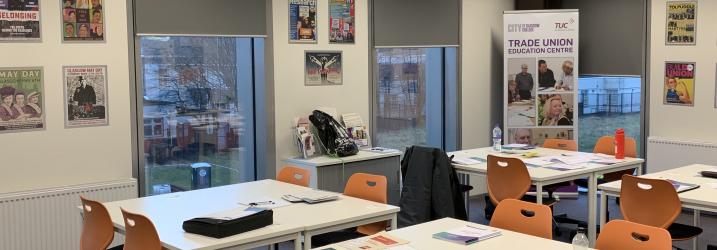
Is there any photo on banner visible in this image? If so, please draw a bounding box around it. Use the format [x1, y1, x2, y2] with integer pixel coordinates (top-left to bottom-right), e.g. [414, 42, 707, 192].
[664, 62, 694, 106]
[507, 127, 573, 146]
[0, 0, 40, 41]
[329, 0, 355, 44]
[305, 51, 342, 86]
[289, 0, 317, 43]
[62, 0, 104, 41]
[537, 57, 574, 92]
[63, 65, 108, 128]
[507, 58, 536, 127]
[0, 67, 44, 133]
[665, 1, 696, 45]
[538, 93, 574, 126]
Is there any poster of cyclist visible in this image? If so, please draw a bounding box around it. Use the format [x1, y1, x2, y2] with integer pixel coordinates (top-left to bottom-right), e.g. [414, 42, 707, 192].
[305, 51, 342, 86]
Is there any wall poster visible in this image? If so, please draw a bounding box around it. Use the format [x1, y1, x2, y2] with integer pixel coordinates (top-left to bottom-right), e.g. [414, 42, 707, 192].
[63, 65, 108, 127]
[504, 10, 579, 146]
[0, 67, 44, 133]
[329, 0, 354, 44]
[664, 62, 694, 106]
[665, 1, 696, 45]
[0, 0, 40, 41]
[289, 0, 316, 43]
[62, 0, 104, 41]
[305, 51, 342, 86]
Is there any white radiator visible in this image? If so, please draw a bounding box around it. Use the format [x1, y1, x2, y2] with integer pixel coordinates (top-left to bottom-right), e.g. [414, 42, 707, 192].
[647, 136, 717, 173]
[0, 179, 137, 250]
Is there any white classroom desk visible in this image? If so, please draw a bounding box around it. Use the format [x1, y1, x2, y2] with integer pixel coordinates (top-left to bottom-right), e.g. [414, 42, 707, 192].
[599, 164, 717, 250]
[98, 179, 400, 250]
[314, 217, 588, 250]
[449, 146, 644, 247]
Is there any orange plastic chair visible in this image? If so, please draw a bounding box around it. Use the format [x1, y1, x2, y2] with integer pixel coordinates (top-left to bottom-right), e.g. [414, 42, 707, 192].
[595, 220, 672, 250]
[620, 175, 681, 228]
[542, 139, 578, 151]
[80, 196, 115, 250]
[620, 175, 702, 242]
[595, 136, 638, 182]
[121, 208, 162, 250]
[486, 155, 531, 205]
[344, 173, 388, 235]
[277, 165, 310, 187]
[489, 199, 553, 239]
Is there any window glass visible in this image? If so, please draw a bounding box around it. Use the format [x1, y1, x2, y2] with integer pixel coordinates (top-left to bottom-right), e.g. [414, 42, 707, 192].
[139, 36, 259, 195]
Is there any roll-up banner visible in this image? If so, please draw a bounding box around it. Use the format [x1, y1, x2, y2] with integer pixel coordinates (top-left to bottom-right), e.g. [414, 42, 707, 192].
[504, 10, 579, 147]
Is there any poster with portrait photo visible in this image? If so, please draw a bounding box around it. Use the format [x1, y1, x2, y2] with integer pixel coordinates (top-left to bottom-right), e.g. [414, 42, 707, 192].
[665, 1, 696, 45]
[289, 0, 316, 43]
[305, 51, 342, 86]
[537, 57, 575, 92]
[329, 0, 354, 44]
[62, 0, 104, 42]
[0, 67, 44, 133]
[63, 65, 108, 127]
[664, 62, 694, 106]
[507, 128, 573, 146]
[0, 0, 40, 41]
[538, 93, 574, 126]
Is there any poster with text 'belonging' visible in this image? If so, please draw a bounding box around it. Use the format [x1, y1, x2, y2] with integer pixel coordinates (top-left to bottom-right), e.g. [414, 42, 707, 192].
[504, 10, 579, 146]
[0, 0, 40, 41]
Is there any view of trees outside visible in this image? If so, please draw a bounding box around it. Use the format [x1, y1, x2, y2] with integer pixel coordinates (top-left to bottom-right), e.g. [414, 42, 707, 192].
[374, 48, 429, 151]
[140, 36, 256, 195]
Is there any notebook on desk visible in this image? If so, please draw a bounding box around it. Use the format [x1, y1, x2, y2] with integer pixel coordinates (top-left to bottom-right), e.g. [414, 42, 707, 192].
[667, 179, 700, 193]
[432, 225, 501, 245]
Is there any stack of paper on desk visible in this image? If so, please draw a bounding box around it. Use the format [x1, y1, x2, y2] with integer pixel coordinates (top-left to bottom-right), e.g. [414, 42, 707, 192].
[281, 190, 339, 204]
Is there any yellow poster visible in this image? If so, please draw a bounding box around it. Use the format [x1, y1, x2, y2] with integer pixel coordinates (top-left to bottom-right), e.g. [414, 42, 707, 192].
[664, 62, 695, 106]
[666, 1, 696, 45]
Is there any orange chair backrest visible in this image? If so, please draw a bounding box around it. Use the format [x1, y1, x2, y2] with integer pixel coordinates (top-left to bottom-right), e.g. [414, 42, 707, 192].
[595, 220, 672, 250]
[489, 199, 553, 239]
[593, 136, 637, 158]
[619, 175, 681, 228]
[80, 196, 114, 250]
[277, 166, 310, 187]
[344, 173, 388, 235]
[542, 139, 577, 151]
[121, 208, 162, 250]
[486, 155, 531, 205]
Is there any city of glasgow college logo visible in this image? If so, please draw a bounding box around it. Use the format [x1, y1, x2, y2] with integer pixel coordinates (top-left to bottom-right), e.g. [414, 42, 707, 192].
[508, 23, 540, 33]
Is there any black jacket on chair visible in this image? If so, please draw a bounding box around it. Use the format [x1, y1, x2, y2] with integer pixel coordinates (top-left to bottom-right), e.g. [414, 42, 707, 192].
[398, 146, 467, 228]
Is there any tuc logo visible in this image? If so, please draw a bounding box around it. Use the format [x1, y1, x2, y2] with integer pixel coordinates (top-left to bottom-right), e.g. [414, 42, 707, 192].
[554, 18, 575, 31]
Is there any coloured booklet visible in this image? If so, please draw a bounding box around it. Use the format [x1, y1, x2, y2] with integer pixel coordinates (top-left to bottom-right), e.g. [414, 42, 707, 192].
[666, 179, 700, 193]
[432, 225, 501, 245]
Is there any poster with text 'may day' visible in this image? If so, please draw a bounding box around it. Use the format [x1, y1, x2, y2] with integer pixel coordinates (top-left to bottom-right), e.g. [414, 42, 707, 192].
[504, 10, 579, 146]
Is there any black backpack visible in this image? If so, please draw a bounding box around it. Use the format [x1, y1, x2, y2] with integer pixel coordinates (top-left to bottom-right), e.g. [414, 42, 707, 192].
[308, 110, 358, 157]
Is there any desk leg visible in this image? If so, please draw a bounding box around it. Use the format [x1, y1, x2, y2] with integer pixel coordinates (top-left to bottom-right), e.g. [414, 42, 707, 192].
[535, 183, 543, 204]
[636, 163, 643, 175]
[294, 232, 302, 250]
[588, 173, 597, 248]
[599, 192, 607, 229]
[694, 210, 701, 250]
[462, 173, 470, 218]
[303, 231, 312, 250]
[391, 213, 398, 230]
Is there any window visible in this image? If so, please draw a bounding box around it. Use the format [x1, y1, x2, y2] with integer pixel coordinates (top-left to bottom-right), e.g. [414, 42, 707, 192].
[373, 47, 457, 151]
[577, 75, 641, 154]
[138, 36, 263, 195]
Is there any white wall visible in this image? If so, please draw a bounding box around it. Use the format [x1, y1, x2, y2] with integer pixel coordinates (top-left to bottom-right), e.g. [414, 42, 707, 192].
[272, 0, 370, 172]
[462, 0, 514, 194]
[0, 0, 132, 193]
[649, 0, 717, 142]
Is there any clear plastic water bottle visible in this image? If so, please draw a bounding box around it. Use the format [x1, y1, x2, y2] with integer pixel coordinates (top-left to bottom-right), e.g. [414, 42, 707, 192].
[492, 124, 502, 152]
[571, 227, 589, 250]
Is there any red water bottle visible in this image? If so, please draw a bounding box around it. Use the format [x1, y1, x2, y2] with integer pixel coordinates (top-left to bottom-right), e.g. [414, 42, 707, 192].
[615, 128, 625, 159]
